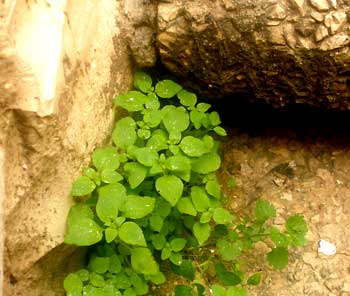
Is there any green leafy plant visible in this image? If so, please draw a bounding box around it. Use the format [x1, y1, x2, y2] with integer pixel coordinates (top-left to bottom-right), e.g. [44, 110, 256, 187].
[63, 72, 307, 296]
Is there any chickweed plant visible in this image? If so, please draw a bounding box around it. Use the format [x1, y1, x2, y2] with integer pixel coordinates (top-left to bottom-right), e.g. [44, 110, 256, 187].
[63, 72, 307, 296]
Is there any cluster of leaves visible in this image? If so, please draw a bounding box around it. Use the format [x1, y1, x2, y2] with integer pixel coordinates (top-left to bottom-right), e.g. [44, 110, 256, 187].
[63, 72, 307, 296]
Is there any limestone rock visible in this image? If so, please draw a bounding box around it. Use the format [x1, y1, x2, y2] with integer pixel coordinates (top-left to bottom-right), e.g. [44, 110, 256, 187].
[310, 0, 331, 11]
[157, 0, 350, 109]
[315, 24, 329, 41]
[1, 0, 133, 295]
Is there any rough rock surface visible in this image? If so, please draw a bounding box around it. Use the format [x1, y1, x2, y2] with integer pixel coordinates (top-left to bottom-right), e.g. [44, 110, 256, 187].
[157, 0, 350, 109]
[1, 0, 133, 295]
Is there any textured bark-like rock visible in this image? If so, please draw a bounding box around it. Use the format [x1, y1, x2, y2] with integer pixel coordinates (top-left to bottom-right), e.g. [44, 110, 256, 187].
[157, 0, 350, 109]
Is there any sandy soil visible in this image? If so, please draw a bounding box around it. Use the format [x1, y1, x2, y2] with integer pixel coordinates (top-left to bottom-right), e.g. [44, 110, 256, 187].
[219, 128, 350, 296]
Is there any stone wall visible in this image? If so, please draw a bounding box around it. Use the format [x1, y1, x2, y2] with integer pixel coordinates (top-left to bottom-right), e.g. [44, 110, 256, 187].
[0, 0, 134, 295]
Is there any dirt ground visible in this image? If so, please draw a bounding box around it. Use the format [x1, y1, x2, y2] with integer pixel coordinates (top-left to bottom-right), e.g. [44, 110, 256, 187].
[218, 128, 350, 296]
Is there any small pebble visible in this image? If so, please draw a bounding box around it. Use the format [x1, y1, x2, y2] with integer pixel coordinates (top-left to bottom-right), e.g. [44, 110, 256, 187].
[318, 239, 336, 256]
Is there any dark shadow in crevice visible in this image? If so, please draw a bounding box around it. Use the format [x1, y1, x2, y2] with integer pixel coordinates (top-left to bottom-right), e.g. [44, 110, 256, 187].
[144, 64, 350, 141]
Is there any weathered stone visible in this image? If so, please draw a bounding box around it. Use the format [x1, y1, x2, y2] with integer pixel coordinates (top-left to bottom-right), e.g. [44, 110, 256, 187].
[2, 0, 134, 295]
[283, 23, 298, 48]
[330, 0, 338, 9]
[267, 26, 286, 45]
[315, 24, 329, 41]
[295, 17, 316, 37]
[221, 0, 236, 10]
[297, 35, 317, 49]
[310, 0, 331, 11]
[267, 4, 288, 20]
[311, 11, 325, 22]
[320, 32, 350, 50]
[157, 0, 350, 110]
[266, 20, 283, 26]
[324, 11, 347, 35]
[288, 0, 305, 9]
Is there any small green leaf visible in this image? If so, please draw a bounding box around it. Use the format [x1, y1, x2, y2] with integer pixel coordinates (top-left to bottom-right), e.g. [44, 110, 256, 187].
[130, 273, 148, 295]
[247, 273, 261, 285]
[123, 288, 136, 296]
[213, 208, 234, 225]
[89, 256, 109, 274]
[161, 247, 172, 260]
[122, 196, 155, 219]
[124, 162, 148, 189]
[200, 211, 212, 223]
[267, 247, 289, 270]
[190, 109, 205, 129]
[105, 227, 118, 243]
[205, 179, 221, 198]
[171, 260, 196, 281]
[170, 238, 187, 252]
[191, 186, 210, 212]
[143, 110, 162, 128]
[180, 136, 207, 157]
[90, 272, 105, 287]
[154, 198, 172, 218]
[112, 117, 137, 149]
[285, 214, 308, 247]
[131, 247, 159, 275]
[156, 175, 183, 206]
[100, 169, 123, 184]
[134, 71, 153, 93]
[83, 167, 99, 182]
[227, 287, 247, 296]
[209, 111, 221, 126]
[149, 214, 163, 232]
[151, 234, 166, 250]
[148, 271, 166, 285]
[270, 227, 289, 248]
[162, 106, 189, 134]
[71, 176, 96, 196]
[119, 222, 147, 246]
[212, 225, 229, 238]
[147, 130, 168, 151]
[108, 255, 122, 274]
[96, 190, 120, 224]
[155, 80, 182, 98]
[202, 135, 215, 151]
[193, 222, 211, 245]
[137, 128, 151, 140]
[65, 218, 103, 246]
[74, 269, 89, 283]
[196, 102, 211, 112]
[145, 92, 160, 110]
[98, 183, 127, 210]
[134, 147, 158, 167]
[211, 284, 226, 296]
[114, 91, 147, 111]
[67, 204, 93, 227]
[254, 199, 276, 223]
[64, 273, 83, 294]
[217, 240, 242, 261]
[174, 285, 193, 296]
[165, 155, 191, 173]
[177, 89, 197, 107]
[148, 164, 163, 177]
[177, 198, 197, 216]
[92, 147, 119, 171]
[191, 152, 221, 174]
[170, 252, 183, 265]
[213, 126, 227, 136]
[215, 262, 242, 286]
